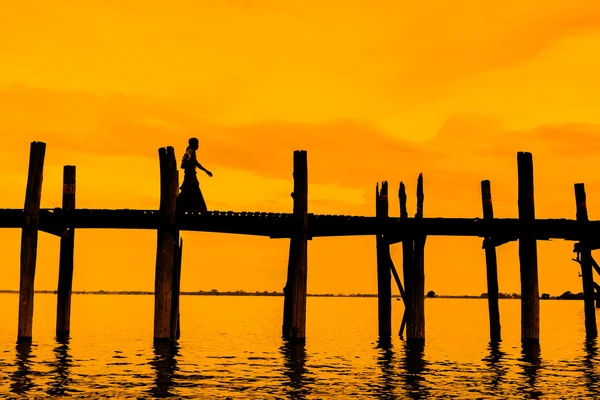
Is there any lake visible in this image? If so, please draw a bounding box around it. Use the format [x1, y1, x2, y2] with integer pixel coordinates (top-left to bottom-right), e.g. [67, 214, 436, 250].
[0, 294, 598, 398]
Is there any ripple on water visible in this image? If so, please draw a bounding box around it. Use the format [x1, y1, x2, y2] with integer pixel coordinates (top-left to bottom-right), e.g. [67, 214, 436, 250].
[0, 295, 599, 398]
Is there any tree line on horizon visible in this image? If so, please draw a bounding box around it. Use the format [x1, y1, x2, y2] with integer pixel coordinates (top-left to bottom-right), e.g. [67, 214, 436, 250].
[0, 289, 589, 300]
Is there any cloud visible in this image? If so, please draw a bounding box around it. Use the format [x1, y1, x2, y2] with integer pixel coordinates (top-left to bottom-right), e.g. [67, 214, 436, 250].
[2, 85, 600, 216]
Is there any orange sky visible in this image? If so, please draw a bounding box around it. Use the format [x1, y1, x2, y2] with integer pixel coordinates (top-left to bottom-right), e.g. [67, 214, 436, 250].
[2, 1, 600, 296]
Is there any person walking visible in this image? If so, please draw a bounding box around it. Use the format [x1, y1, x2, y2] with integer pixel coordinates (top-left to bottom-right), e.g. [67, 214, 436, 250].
[176, 137, 213, 212]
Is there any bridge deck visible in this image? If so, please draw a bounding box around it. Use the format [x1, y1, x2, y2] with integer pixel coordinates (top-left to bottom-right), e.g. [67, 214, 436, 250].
[0, 208, 595, 242]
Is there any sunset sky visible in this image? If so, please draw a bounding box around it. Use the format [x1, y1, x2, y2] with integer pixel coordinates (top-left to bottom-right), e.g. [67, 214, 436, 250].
[2, 0, 600, 298]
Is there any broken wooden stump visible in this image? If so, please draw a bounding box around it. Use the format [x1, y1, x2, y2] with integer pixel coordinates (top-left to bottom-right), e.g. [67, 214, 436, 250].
[407, 174, 426, 342]
[154, 147, 179, 342]
[56, 165, 76, 341]
[376, 181, 392, 341]
[574, 183, 597, 338]
[517, 152, 539, 342]
[481, 180, 501, 342]
[399, 182, 412, 338]
[282, 150, 309, 341]
[18, 141, 46, 343]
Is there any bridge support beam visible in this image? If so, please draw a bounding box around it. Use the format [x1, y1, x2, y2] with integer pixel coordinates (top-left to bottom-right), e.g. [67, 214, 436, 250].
[282, 150, 309, 341]
[154, 147, 179, 342]
[398, 182, 412, 338]
[18, 141, 46, 343]
[481, 180, 501, 342]
[517, 152, 540, 342]
[407, 174, 426, 342]
[56, 165, 76, 342]
[574, 183, 597, 338]
[376, 181, 392, 343]
[170, 237, 183, 340]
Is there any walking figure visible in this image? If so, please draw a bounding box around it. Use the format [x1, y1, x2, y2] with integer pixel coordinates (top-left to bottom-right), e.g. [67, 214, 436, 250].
[176, 137, 213, 212]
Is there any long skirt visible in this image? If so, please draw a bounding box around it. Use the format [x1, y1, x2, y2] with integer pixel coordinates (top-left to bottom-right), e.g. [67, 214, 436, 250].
[176, 171, 207, 212]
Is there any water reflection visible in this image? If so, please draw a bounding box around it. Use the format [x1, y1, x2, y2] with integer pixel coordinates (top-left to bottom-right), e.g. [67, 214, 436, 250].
[280, 339, 312, 399]
[10, 342, 35, 395]
[375, 343, 397, 399]
[518, 340, 543, 398]
[401, 341, 428, 399]
[582, 339, 600, 397]
[149, 341, 179, 398]
[482, 340, 507, 393]
[47, 341, 73, 396]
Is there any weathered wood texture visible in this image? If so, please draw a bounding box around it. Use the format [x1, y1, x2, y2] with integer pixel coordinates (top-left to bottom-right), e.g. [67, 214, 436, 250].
[407, 174, 426, 342]
[481, 180, 501, 342]
[154, 147, 179, 341]
[56, 165, 76, 340]
[18, 141, 46, 342]
[517, 152, 540, 342]
[399, 182, 412, 338]
[575, 183, 597, 338]
[170, 237, 183, 340]
[282, 150, 309, 340]
[376, 182, 392, 340]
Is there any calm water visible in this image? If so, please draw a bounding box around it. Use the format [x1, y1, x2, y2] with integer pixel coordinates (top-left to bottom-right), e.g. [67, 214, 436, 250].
[0, 294, 598, 399]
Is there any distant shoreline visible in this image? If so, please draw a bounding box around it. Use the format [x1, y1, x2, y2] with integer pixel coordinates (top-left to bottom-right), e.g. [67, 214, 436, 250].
[0, 290, 586, 300]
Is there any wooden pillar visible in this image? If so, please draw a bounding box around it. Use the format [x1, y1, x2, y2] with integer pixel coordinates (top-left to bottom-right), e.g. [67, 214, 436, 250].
[18, 141, 46, 343]
[376, 181, 392, 340]
[154, 147, 178, 341]
[399, 182, 412, 338]
[170, 237, 183, 340]
[574, 183, 597, 338]
[282, 150, 309, 340]
[517, 152, 539, 342]
[407, 174, 425, 342]
[56, 166, 76, 341]
[481, 180, 501, 342]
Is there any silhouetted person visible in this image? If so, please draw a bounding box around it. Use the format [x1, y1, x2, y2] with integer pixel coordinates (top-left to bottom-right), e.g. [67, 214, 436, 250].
[176, 137, 212, 212]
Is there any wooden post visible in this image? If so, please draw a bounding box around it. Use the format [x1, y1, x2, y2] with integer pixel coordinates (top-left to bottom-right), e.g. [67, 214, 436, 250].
[517, 152, 539, 342]
[282, 150, 309, 340]
[376, 181, 392, 340]
[18, 141, 46, 343]
[154, 147, 178, 341]
[574, 183, 597, 338]
[481, 180, 501, 342]
[399, 182, 412, 338]
[56, 166, 76, 341]
[170, 237, 183, 340]
[407, 174, 425, 342]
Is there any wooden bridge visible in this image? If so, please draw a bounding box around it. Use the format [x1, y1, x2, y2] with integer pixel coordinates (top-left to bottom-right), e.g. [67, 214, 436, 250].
[2, 142, 600, 346]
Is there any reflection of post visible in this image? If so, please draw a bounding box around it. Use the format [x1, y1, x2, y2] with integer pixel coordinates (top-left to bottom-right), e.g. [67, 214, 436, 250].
[482, 340, 507, 392]
[10, 342, 35, 396]
[280, 339, 311, 399]
[583, 339, 600, 398]
[401, 341, 428, 399]
[149, 341, 179, 398]
[518, 340, 542, 395]
[375, 344, 396, 399]
[47, 342, 73, 397]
